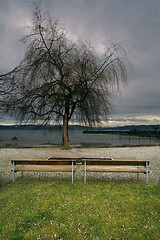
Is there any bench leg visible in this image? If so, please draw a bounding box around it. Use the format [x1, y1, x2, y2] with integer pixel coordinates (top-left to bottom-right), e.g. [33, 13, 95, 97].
[84, 160, 86, 184]
[13, 161, 15, 183]
[146, 162, 148, 184]
[72, 161, 74, 184]
[22, 171, 24, 178]
[137, 173, 139, 179]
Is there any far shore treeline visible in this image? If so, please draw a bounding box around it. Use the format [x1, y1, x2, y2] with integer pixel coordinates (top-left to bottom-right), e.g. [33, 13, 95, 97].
[0, 124, 160, 131]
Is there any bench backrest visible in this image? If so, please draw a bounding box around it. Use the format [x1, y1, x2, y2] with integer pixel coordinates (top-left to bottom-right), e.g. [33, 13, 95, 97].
[11, 159, 77, 166]
[12, 158, 149, 166]
[82, 159, 149, 166]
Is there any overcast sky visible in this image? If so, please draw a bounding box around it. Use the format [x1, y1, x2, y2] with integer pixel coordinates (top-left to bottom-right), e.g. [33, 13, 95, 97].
[0, 0, 160, 126]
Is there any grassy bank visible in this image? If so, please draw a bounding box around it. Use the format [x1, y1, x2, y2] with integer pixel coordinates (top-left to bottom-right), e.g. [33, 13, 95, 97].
[0, 179, 160, 240]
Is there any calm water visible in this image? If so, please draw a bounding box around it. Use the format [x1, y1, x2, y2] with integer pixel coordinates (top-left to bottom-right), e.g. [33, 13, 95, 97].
[0, 129, 159, 146]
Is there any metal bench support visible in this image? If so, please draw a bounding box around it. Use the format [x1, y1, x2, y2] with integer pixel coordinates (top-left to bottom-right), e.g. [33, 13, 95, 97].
[72, 160, 74, 184]
[13, 160, 15, 183]
[146, 162, 149, 184]
[84, 160, 86, 184]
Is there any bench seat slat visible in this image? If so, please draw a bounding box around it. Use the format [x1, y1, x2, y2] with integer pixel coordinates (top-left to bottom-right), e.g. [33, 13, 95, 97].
[85, 165, 147, 173]
[15, 165, 76, 172]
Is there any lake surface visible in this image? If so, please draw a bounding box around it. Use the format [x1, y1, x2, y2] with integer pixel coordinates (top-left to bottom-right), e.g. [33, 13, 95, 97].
[0, 129, 159, 146]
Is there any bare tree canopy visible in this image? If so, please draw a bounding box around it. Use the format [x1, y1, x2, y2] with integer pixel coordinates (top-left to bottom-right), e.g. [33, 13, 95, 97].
[0, 4, 130, 149]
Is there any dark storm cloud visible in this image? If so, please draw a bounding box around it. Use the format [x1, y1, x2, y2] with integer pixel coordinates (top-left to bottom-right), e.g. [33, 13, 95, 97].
[0, 0, 32, 72]
[0, 0, 160, 125]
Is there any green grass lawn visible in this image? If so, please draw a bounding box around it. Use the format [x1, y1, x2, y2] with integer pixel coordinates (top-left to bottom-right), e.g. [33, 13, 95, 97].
[0, 179, 160, 240]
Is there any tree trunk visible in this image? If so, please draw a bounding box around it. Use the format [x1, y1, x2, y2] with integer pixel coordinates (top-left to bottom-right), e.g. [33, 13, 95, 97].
[62, 112, 70, 149]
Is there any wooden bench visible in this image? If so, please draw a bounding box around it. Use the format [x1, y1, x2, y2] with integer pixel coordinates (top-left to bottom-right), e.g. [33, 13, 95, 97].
[11, 158, 77, 183]
[82, 158, 150, 184]
[11, 158, 150, 184]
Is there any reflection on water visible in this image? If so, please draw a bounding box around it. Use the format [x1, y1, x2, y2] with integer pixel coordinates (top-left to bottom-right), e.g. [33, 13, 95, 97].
[0, 129, 159, 146]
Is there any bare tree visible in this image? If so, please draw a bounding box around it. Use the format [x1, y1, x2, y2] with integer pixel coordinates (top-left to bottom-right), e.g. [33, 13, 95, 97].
[0, 5, 130, 149]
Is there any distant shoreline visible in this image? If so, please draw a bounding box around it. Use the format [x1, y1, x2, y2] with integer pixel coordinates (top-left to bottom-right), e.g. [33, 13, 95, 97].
[0, 124, 160, 131]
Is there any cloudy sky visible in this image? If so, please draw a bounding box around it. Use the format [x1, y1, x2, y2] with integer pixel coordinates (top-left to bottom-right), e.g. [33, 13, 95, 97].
[0, 0, 160, 126]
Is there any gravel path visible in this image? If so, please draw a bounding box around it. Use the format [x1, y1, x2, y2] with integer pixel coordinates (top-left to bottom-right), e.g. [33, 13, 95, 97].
[0, 146, 159, 184]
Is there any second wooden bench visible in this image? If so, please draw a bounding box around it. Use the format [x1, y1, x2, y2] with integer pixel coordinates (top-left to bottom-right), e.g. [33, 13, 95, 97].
[12, 158, 77, 183]
[82, 158, 149, 184]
